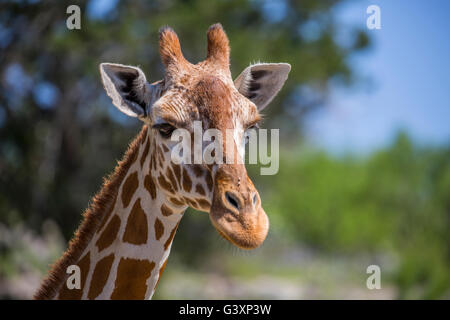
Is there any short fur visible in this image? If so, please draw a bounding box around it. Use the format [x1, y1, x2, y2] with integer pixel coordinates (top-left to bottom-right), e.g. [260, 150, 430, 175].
[34, 23, 290, 299]
[206, 23, 230, 67]
[159, 26, 187, 68]
[34, 126, 148, 300]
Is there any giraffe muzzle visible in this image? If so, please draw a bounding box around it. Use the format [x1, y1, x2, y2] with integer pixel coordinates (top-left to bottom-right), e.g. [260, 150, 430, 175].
[209, 164, 269, 249]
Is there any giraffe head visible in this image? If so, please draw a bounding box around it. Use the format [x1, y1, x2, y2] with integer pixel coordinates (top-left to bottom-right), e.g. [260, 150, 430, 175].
[99, 24, 290, 249]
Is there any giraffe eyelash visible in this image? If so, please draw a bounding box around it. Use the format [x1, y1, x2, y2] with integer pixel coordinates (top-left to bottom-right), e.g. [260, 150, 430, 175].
[245, 113, 263, 130]
[152, 123, 177, 138]
[245, 120, 261, 130]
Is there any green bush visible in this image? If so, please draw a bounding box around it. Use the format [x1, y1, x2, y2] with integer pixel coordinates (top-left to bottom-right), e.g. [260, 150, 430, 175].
[263, 133, 450, 298]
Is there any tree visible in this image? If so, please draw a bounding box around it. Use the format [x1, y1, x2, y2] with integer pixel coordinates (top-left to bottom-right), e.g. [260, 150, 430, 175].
[0, 0, 370, 257]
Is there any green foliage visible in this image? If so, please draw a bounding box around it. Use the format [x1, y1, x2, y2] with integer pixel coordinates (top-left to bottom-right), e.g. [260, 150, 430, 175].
[0, 0, 369, 238]
[2, 0, 448, 300]
[265, 133, 450, 298]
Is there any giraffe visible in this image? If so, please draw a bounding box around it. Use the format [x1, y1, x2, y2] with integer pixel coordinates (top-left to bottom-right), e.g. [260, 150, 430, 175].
[34, 24, 290, 300]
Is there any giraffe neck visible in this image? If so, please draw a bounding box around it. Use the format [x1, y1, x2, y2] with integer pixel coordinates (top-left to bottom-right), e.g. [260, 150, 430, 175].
[35, 125, 187, 300]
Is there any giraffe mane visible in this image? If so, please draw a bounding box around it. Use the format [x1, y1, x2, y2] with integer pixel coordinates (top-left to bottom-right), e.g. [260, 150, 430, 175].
[34, 125, 149, 300]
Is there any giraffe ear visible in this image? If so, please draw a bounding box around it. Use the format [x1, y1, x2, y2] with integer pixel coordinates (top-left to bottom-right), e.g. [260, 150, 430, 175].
[234, 63, 291, 111]
[100, 63, 153, 118]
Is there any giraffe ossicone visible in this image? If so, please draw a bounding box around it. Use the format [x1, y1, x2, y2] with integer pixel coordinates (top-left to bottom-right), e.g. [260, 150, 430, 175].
[35, 23, 290, 300]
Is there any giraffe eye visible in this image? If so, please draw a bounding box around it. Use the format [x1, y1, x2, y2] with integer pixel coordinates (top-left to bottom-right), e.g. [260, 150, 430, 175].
[247, 124, 259, 130]
[153, 123, 176, 139]
[246, 119, 260, 131]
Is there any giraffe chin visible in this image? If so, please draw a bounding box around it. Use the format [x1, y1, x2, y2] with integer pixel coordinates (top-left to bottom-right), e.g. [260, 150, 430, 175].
[209, 207, 269, 250]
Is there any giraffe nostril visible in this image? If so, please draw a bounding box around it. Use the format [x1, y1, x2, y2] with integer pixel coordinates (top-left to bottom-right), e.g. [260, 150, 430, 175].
[225, 192, 240, 211]
[253, 194, 258, 207]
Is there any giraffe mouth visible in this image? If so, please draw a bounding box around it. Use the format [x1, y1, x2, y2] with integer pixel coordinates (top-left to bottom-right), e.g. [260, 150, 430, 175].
[209, 207, 269, 250]
[207, 165, 269, 249]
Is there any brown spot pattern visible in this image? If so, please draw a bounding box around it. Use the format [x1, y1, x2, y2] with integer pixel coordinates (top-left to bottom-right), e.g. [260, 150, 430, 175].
[110, 258, 155, 300]
[197, 199, 211, 210]
[183, 197, 197, 208]
[158, 174, 175, 194]
[35, 125, 148, 300]
[121, 171, 138, 208]
[157, 146, 164, 168]
[151, 151, 157, 170]
[87, 254, 114, 300]
[58, 252, 90, 300]
[130, 146, 139, 165]
[169, 197, 185, 206]
[206, 172, 213, 192]
[182, 168, 192, 192]
[192, 164, 204, 177]
[166, 167, 179, 191]
[154, 218, 164, 240]
[96, 214, 120, 252]
[162, 144, 169, 152]
[140, 139, 150, 168]
[172, 164, 181, 182]
[195, 184, 205, 196]
[122, 199, 148, 245]
[144, 174, 157, 200]
[161, 204, 173, 216]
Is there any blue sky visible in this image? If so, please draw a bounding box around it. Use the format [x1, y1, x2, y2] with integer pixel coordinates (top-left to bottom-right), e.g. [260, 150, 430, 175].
[306, 0, 450, 154]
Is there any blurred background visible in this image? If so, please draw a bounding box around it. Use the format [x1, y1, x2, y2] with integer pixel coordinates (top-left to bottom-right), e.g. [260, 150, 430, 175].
[0, 0, 449, 299]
